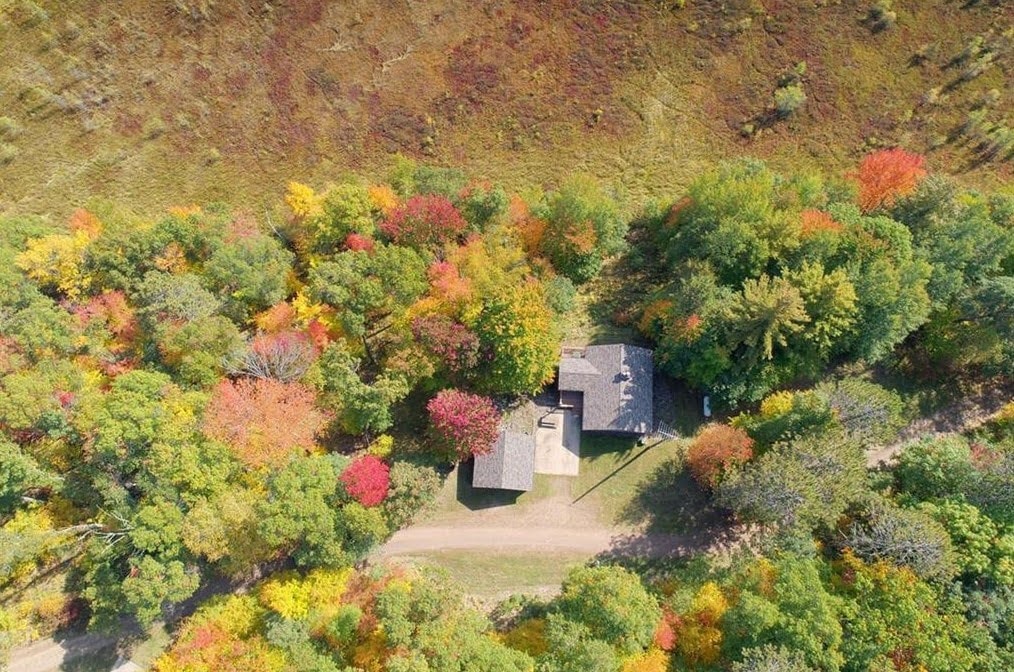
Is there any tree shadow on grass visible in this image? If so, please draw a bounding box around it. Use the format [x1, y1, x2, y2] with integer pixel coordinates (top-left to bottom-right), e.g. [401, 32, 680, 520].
[59, 642, 120, 672]
[617, 457, 731, 537]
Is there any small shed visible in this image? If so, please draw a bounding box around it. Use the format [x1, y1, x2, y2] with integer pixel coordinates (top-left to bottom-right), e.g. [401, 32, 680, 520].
[558, 344, 653, 435]
[472, 431, 536, 491]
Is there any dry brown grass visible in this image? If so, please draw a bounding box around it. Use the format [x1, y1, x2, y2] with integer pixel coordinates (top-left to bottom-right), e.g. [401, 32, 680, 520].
[0, 0, 1009, 219]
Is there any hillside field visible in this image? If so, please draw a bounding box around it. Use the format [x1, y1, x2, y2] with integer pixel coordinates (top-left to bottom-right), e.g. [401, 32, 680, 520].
[0, 0, 1010, 219]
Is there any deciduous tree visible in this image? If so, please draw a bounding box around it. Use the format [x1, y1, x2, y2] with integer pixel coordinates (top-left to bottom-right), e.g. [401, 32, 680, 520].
[718, 432, 865, 533]
[340, 455, 390, 507]
[427, 389, 501, 460]
[539, 175, 626, 284]
[853, 148, 927, 212]
[556, 565, 661, 655]
[379, 194, 468, 250]
[687, 424, 755, 489]
[473, 280, 559, 395]
[203, 378, 326, 469]
[842, 500, 957, 581]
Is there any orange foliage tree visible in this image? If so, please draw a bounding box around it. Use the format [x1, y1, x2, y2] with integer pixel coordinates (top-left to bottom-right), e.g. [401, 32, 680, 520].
[800, 209, 843, 237]
[853, 148, 927, 212]
[203, 378, 327, 469]
[687, 424, 755, 489]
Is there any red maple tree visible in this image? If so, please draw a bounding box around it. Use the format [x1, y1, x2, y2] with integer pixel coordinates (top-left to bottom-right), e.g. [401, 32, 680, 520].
[687, 424, 755, 489]
[853, 148, 927, 212]
[379, 194, 468, 249]
[426, 388, 501, 460]
[203, 378, 328, 469]
[340, 455, 391, 507]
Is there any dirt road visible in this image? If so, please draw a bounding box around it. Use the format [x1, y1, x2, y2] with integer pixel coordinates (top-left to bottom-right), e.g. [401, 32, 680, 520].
[865, 382, 1011, 467]
[376, 524, 746, 561]
[6, 632, 135, 672]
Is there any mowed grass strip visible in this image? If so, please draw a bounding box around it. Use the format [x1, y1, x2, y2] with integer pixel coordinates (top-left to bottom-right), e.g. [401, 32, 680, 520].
[394, 550, 589, 602]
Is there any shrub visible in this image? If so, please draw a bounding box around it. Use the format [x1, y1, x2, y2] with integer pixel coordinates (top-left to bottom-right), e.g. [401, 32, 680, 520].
[773, 84, 806, 117]
[868, 1, 897, 31]
[544, 275, 577, 314]
[367, 434, 394, 458]
[0, 117, 22, 140]
[0, 143, 19, 166]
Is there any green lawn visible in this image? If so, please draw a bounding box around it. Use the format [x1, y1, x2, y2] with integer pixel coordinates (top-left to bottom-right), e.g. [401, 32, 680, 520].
[399, 550, 589, 602]
[428, 431, 722, 537]
[125, 622, 171, 670]
[572, 435, 694, 530]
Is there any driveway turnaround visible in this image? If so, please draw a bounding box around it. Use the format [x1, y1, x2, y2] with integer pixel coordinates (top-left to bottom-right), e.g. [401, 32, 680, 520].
[534, 409, 581, 476]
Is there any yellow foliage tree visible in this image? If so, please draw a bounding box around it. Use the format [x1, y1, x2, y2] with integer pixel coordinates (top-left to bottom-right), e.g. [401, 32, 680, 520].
[691, 582, 729, 627]
[16, 230, 94, 300]
[257, 568, 353, 622]
[367, 184, 399, 216]
[258, 571, 313, 620]
[676, 622, 723, 667]
[351, 629, 388, 672]
[285, 181, 322, 219]
[621, 647, 670, 672]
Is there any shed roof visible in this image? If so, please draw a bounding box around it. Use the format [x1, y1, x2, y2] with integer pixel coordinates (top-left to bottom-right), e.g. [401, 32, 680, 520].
[558, 344, 653, 434]
[472, 431, 536, 491]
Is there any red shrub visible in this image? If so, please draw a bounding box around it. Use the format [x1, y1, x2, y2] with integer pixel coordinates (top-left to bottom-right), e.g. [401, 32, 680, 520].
[687, 424, 755, 489]
[340, 455, 391, 507]
[203, 378, 327, 469]
[853, 148, 927, 212]
[68, 208, 102, 238]
[306, 319, 331, 351]
[76, 291, 140, 351]
[427, 388, 501, 460]
[379, 194, 467, 249]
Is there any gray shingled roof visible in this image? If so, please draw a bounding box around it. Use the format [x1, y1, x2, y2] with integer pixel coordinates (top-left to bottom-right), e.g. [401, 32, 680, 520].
[558, 344, 653, 434]
[472, 431, 536, 491]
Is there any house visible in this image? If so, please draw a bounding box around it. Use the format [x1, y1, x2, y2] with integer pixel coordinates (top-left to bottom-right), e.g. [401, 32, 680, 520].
[471, 344, 654, 491]
[558, 344, 653, 435]
[472, 431, 536, 491]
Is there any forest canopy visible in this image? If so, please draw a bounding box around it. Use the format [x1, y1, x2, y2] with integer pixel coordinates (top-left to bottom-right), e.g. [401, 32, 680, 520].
[1, 150, 1012, 671]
